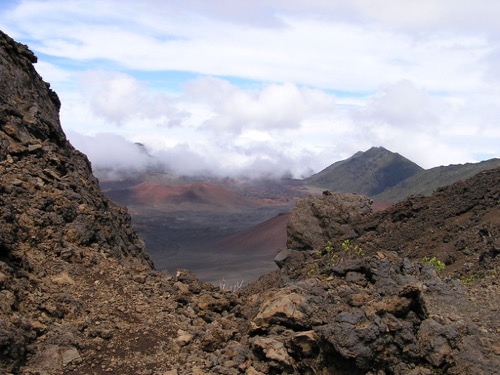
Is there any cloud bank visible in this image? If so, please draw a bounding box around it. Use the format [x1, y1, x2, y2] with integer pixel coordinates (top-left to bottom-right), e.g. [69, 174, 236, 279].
[0, 0, 498, 178]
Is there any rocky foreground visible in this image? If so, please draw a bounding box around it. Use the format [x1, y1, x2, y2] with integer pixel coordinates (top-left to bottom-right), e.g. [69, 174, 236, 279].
[1, 30, 499, 374]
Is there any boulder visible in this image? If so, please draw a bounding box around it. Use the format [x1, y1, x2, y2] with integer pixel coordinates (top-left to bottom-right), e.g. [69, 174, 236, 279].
[287, 192, 372, 251]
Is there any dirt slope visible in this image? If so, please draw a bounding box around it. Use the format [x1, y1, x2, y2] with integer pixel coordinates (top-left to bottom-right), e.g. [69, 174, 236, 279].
[214, 212, 290, 256]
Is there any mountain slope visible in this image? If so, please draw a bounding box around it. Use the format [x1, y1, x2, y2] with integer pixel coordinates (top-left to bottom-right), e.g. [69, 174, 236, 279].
[214, 212, 289, 255]
[0, 30, 153, 372]
[372, 157, 500, 202]
[305, 146, 423, 195]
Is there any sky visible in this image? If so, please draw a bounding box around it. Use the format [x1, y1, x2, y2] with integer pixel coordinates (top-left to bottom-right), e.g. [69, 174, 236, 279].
[1, 0, 499, 178]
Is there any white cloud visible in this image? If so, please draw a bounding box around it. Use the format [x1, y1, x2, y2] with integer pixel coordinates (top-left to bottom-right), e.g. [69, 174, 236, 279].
[0, 0, 498, 177]
[61, 71, 500, 175]
[350, 80, 500, 168]
[185, 78, 336, 132]
[80, 70, 187, 125]
[33, 60, 74, 85]
[483, 46, 500, 84]
[358, 80, 440, 128]
[68, 131, 152, 175]
[2, 1, 491, 92]
[61, 75, 342, 178]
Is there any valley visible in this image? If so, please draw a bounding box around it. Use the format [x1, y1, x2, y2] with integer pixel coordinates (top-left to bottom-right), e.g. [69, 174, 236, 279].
[100, 175, 310, 285]
[130, 206, 289, 286]
[99, 149, 500, 286]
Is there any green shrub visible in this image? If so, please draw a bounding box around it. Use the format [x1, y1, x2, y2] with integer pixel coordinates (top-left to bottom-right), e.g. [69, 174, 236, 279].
[422, 256, 445, 271]
[309, 239, 364, 275]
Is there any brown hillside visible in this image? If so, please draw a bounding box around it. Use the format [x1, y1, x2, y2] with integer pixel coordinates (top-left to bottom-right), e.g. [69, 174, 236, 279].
[364, 167, 500, 278]
[174, 182, 259, 207]
[132, 181, 183, 203]
[215, 212, 290, 255]
[125, 181, 259, 208]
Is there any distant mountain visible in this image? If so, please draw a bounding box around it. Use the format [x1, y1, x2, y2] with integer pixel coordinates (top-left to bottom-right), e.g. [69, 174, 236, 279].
[305, 147, 500, 202]
[305, 146, 423, 196]
[373, 158, 500, 202]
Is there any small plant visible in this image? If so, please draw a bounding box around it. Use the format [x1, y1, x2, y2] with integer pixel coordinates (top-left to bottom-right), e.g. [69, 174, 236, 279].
[422, 256, 445, 271]
[458, 275, 476, 284]
[309, 239, 364, 275]
[457, 268, 496, 284]
[307, 263, 319, 276]
[219, 278, 244, 292]
[341, 239, 364, 258]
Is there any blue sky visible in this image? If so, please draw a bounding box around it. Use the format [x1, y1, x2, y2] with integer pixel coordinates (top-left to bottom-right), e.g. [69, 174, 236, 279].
[1, 0, 499, 178]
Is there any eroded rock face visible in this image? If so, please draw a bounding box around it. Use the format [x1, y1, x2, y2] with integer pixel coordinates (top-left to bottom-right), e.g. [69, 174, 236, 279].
[0, 30, 151, 267]
[287, 192, 373, 251]
[0, 30, 152, 372]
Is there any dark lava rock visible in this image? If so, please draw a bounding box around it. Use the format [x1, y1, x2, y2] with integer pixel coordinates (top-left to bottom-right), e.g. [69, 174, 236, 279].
[287, 192, 373, 251]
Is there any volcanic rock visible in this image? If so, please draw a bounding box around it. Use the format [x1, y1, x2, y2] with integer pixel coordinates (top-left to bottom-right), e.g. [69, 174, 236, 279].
[286, 191, 373, 251]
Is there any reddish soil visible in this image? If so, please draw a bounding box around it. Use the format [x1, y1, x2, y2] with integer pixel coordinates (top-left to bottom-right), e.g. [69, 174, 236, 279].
[214, 212, 290, 256]
[131, 181, 259, 208]
[371, 200, 393, 212]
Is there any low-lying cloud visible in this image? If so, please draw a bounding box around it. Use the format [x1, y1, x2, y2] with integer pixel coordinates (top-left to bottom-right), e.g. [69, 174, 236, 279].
[65, 71, 499, 179]
[66, 73, 342, 179]
[68, 132, 152, 177]
[69, 130, 320, 180]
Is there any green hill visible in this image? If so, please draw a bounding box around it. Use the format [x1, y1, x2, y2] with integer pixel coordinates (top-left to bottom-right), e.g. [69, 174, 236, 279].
[305, 146, 423, 196]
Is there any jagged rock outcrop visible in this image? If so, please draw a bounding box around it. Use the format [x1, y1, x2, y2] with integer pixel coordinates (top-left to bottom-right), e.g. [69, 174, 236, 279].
[0, 30, 151, 266]
[0, 30, 152, 373]
[0, 30, 498, 374]
[250, 251, 497, 374]
[275, 169, 499, 374]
